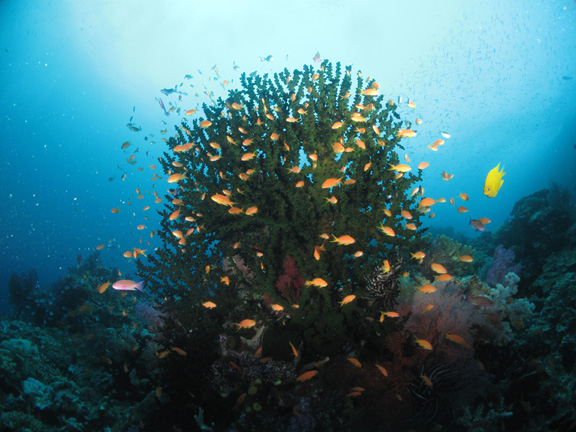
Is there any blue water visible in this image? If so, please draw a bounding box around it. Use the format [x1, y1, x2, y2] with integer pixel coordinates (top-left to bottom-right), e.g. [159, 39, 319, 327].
[1, 0, 575, 312]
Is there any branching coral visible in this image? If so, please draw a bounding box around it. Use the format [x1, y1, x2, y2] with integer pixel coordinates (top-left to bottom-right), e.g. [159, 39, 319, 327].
[137, 60, 426, 336]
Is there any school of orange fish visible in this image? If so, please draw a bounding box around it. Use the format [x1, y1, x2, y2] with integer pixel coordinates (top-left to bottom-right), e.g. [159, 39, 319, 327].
[94, 56, 505, 389]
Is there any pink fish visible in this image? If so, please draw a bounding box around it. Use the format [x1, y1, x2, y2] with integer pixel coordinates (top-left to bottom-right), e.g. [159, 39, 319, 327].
[112, 280, 144, 292]
[469, 218, 485, 232]
[469, 295, 493, 307]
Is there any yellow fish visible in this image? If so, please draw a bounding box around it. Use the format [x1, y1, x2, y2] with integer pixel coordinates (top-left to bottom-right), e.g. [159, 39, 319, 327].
[484, 163, 505, 198]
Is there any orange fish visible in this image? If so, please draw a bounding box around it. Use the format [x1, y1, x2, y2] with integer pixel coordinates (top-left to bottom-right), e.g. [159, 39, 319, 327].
[459, 255, 474, 263]
[331, 234, 355, 245]
[97, 282, 110, 294]
[375, 363, 388, 377]
[289, 342, 299, 358]
[211, 194, 235, 206]
[419, 198, 435, 207]
[347, 357, 362, 367]
[241, 152, 256, 161]
[171, 347, 187, 356]
[331, 121, 344, 129]
[415, 339, 433, 350]
[382, 260, 391, 273]
[400, 210, 412, 219]
[389, 164, 411, 173]
[111, 207, 121, 214]
[361, 88, 379, 96]
[169, 209, 181, 220]
[245, 206, 258, 216]
[457, 206, 469, 213]
[459, 193, 469, 201]
[185, 109, 197, 115]
[380, 311, 399, 321]
[339, 295, 356, 307]
[419, 284, 437, 293]
[441, 171, 454, 181]
[296, 370, 318, 382]
[378, 224, 396, 237]
[96, 244, 105, 250]
[236, 319, 256, 330]
[431, 263, 447, 274]
[396, 129, 417, 138]
[445, 333, 471, 349]
[168, 173, 186, 183]
[437, 274, 452, 282]
[200, 120, 212, 128]
[271, 304, 284, 312]
[202, 301, 217, 309]
[411, 251, 426, 260]
[322, 178, 342, 189]
[305, 278, 328, 288]
[405, 223, 417, 230]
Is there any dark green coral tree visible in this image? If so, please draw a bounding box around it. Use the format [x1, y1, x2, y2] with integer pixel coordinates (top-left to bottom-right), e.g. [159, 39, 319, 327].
[137, 61, 425, 352]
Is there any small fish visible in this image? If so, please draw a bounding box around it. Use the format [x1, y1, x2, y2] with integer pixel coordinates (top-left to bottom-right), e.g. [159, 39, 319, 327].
[211, 194, 235, 206]
[361, 88, 379, 96]
[171, 347, 187, 356]
[97, 281, 111, 294]
[375, 363, 388, 377]
[259, 55, 274, 62]
[389, 163, 411, 172]
[296, 370, 318, 382]
[431, 263, 447, 274]
[396, 129, 417, 138]
[347, 357, 362, 367]
[469, 218, 485, 231]
[419, 284, 436, 293]
[271, 304, 284, 312]
[339, 294, 356, 307]
[411, 251, 426, 260]
[415, 339, 433, 350]
[289, 342, 299, 358]
[445, 333, 471, 349]
[313, 51, 321, 62]
[469, 296, 494, 307]
[419, 198, 435, 207]
[380, 311, 399, 320]
[236, 319, 256, 330]
[382, 260, 391, 272]
[331, 234, 355, 245]
[112, 280, 144, 292]
[459, 192, 469, 201]
[437, 274, 452, 282]
[417, 162, 429, 170]
[202, 301, 217, 309]
[322, 177, 342, 189]
[305, 278, 328, 288]
[200, 120, 213, 128]
[457, 206, 469, 213]
[441, 171, 454, 181]
[168, 173, 186, 183]
[459, 255, 474, 263]
[245, 206, 258, 216]
[378, 224, 396, 237]
[484, 163, 505, 198]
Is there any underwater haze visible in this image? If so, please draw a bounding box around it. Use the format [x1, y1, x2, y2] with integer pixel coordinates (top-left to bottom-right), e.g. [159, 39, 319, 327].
[1, 1, 576, 431]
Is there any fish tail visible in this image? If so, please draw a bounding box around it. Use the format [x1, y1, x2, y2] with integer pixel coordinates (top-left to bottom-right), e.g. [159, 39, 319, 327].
[135, 281, 144, 292]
